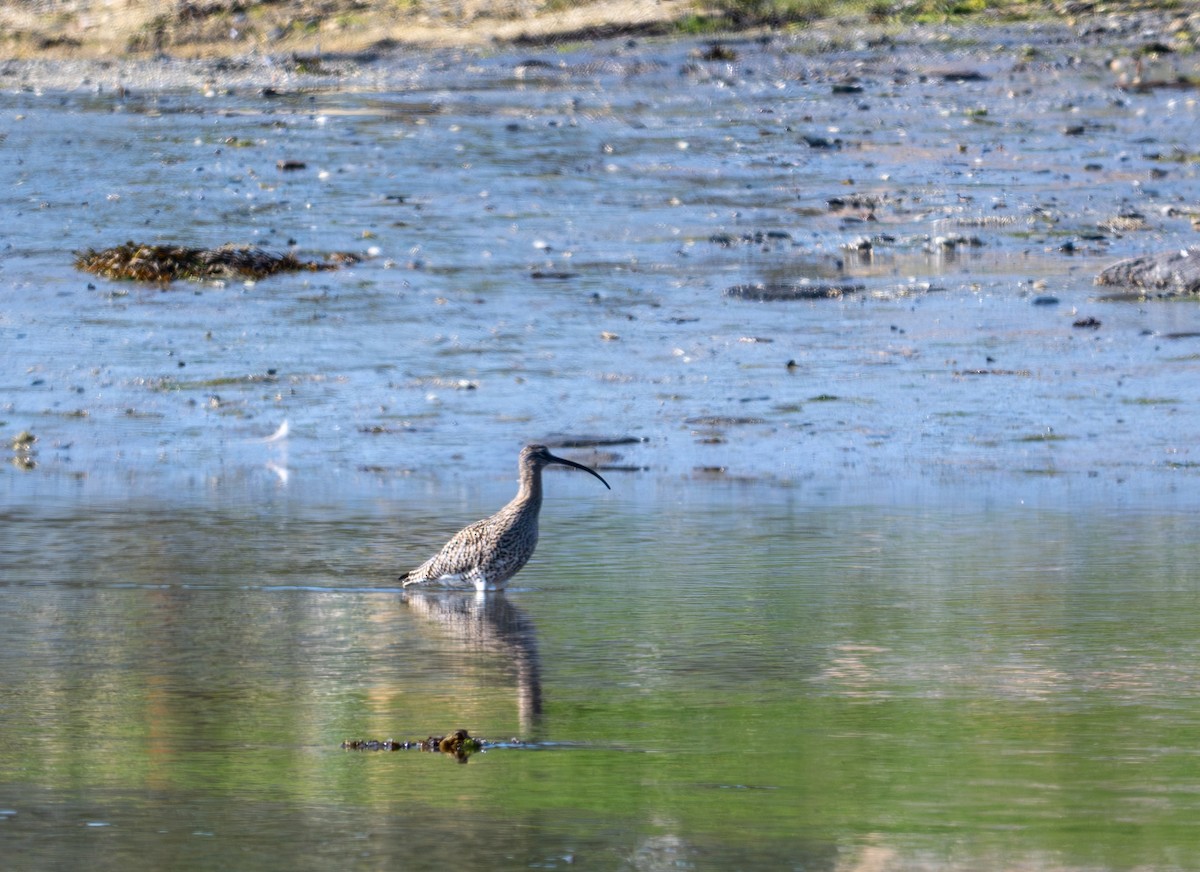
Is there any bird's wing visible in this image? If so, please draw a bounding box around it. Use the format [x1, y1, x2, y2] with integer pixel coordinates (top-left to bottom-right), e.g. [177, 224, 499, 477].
[402, 517, 492, 584]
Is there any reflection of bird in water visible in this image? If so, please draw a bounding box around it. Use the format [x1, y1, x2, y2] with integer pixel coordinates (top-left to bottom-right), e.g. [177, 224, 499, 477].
[403, 590, 543, 733]
[400, 444, 610, 591]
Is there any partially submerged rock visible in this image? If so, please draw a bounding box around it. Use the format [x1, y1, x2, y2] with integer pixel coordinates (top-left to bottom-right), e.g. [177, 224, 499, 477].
[75, 241, 341, 285]
[1095, 248, 1200, 296]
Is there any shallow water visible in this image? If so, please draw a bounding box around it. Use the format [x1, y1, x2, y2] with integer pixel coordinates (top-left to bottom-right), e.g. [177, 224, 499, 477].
[3, 20, 1200, 871]
[5, 487, 1200, 870]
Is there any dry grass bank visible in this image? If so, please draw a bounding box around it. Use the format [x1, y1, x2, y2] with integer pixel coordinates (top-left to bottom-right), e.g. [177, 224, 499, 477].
[0, 0, 696, 59]
[2, 0, 1196, 61]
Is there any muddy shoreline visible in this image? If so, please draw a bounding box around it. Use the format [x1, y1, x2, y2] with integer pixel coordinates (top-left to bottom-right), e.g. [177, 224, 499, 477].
[4, 0, 692, 61]
[2, 3, 1197, 93]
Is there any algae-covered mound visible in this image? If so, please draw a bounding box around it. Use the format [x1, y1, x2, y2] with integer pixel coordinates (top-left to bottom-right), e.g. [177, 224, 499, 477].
[74, 241, 342, 284]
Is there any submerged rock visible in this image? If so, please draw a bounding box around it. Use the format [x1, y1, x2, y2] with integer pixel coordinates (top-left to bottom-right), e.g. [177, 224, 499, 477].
[1095, 248, 1200, 296]
[74, 241, 340, 285]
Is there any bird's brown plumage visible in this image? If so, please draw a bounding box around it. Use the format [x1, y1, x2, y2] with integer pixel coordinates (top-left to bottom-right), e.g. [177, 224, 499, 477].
[400, 445, 610, 591]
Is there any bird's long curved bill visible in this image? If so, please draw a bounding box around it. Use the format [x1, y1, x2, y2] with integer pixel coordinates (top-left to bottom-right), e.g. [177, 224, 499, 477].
[548, 454, 611, 489]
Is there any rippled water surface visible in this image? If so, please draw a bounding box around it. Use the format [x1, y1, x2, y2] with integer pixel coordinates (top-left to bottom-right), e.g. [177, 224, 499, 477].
[5, 487, 1200, 870]
[3, 19, 1200, 871]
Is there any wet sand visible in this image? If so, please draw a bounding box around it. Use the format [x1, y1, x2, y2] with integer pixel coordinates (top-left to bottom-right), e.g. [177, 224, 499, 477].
[1, 1, 1197, 90]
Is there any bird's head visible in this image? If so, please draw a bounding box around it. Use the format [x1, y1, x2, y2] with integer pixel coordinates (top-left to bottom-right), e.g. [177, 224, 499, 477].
[521, 444, 611, 489]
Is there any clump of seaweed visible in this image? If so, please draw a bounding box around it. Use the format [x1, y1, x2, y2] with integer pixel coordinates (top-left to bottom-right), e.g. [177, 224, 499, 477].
[342, 730, 500, 763]
[9, 430, 37, 471]
[74, 241, 341, 285]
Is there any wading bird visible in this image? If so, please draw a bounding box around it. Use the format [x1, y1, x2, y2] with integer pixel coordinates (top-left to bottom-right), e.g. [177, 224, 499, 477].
[400, 444, 610, 591]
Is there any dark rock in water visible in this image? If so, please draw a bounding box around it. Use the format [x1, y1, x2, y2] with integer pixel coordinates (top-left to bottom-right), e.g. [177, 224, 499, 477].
[1096, 248, 1200, 295]
[709, 230, 791, 248]
[696, 43, 737, 62]
[1073, 316, 1102, 329]
[724, 282, 864, 301]
[1032, 295, 1060, 306]
[685, 415, 765, 426]
[934, 69, 989, 82]
[801, 134, 841, 150]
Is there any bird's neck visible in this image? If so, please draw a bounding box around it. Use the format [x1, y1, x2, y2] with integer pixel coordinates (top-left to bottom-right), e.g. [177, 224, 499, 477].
[514, 467, 544, 510]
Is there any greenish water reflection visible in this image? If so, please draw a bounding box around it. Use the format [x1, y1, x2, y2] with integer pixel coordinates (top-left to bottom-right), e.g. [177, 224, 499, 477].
[3, 489, 1200, 870]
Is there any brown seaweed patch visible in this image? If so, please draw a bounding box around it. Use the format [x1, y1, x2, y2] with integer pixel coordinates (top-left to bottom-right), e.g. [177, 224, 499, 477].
[1016, 432, 1072, 443]
[9, 431, 37, 451]
[954, 369, 1032, 377]
[75, 241, 341, 285]
[724, 282, 864, 301]
[342, 730, 506, 763]
[685, 416, 766, 426]
[146, 372, 280, 392]
[542, 434, 648, 448]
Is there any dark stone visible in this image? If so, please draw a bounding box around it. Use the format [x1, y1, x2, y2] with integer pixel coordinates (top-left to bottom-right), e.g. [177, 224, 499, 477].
[542, 435, 647, 448]
[685, 416, 765, 425]
[936, 70, 989, 82]
[802, 134, 841, 150]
